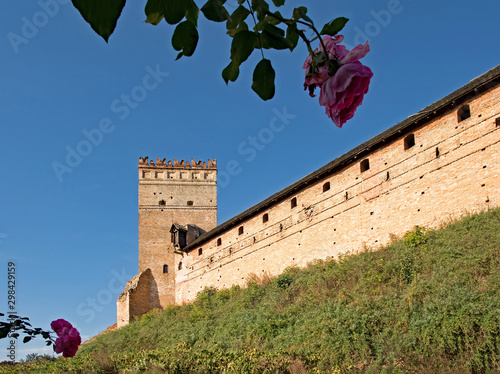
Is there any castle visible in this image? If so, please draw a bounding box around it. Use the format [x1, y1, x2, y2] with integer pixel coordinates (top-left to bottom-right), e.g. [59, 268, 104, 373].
[117, 65, 500, 327]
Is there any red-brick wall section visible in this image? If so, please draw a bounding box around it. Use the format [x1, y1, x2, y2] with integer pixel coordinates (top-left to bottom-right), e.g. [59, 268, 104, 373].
[175, 83, 500, 303]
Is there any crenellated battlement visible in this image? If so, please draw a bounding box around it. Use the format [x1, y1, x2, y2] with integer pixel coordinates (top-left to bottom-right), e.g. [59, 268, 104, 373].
[139, 157, 217, 169]
[138, 157, 217, 182]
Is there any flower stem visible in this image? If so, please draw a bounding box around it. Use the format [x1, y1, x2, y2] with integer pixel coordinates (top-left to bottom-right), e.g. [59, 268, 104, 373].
[263, 11, 329, 63]
[246, 0, 265, 59]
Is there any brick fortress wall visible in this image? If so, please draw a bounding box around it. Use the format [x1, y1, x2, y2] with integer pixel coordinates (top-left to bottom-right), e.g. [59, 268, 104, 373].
[117, 158, 217, 327]
[174, 77, 500, 304]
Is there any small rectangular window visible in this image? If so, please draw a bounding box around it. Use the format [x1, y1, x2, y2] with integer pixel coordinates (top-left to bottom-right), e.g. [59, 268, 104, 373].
[198, 248, 203, 256]
[404, 134, 415, 150]
[458, 104, 471, 122]
[163, 265, 168, 274]
[238, 226, 244, 235]
[262, 213, 269, 223]
[217, 238, 222, 246]
[360, 159, 370, 173]
[496, 118, 500, 128]
[323, 182, 330, 192]
[291, 197, 297, 209]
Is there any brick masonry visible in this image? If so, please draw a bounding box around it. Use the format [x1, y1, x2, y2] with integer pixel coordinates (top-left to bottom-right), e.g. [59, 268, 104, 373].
[118, 66, 500, 325]
[117, 158, 217, 327]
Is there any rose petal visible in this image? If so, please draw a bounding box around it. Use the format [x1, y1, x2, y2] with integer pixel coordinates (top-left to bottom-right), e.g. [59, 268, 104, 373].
[340, 40, 370, 64]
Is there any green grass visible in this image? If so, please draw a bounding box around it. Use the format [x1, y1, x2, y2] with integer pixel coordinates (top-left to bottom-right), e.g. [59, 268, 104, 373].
[3, 208, 500, 373]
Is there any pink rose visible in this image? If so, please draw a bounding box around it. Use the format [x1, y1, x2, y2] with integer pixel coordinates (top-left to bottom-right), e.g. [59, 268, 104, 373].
[319, 61, 373, 127]
[51, 319, 81, 358]
[50, 319, 72, 336]
[303, 35, 373, 128]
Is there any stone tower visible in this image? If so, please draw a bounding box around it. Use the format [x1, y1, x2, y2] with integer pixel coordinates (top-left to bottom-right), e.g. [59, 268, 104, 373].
[117, 157, 217, 326]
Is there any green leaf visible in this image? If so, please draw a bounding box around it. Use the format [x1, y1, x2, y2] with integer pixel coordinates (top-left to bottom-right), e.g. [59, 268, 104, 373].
[251, 0, 269, 18]
[230, 30, 258, 64]
[0, 326, 10, 339]
[227, 21, 248, 37]
[145, 0, 164, 25]
[222, 61, 240, 84]
[261, 24, 291, 50]
[285, 22, 299, 51]
[23, 336, 32, 343]
[172, 20, 199, 58]
[292, 6, 312, 24]
[320, 17, 349, 36]
[184, 0, 200, 27]
[71, 0, 126, 42]
[254, 11, 282, 32]
[226, 5, 250, 30]
[201, 0, 229, 22]
[163, 0, 189, 25]
[272, 0, 285, 6]
[252, 58, 275, 100]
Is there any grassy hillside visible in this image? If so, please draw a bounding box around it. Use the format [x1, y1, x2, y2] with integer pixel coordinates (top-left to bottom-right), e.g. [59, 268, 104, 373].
[3, 208, 500, 373]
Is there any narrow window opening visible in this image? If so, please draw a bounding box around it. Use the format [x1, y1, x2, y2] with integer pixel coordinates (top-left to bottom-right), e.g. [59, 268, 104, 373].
[436, 147, 440, 158]
[458, 104, 471, 122]
[262, 213, 269, 223]
[323, 182, 330, 192]
[217, 238, 222, 246]
[187, 200, 194, 206]
[158, 200, 166, 206]
[496, 118, 500, 128]
[291, 197, 297, 209]
[404, 134, 415, 150]
[386, 171, 390, 181]
[178, 262, 182, 270]
[360, 159, 370, 173]
[238, 226, 244, 235]
[198, 248, 203, 256]
[345, 191, 349, 200]
[163, 265, 168, 274]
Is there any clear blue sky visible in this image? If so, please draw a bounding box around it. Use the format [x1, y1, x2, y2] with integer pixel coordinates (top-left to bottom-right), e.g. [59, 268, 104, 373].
[1, 0, 499, 360]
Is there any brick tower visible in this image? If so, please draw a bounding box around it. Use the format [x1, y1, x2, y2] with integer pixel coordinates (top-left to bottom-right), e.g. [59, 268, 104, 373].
[117, 157, 217, 326]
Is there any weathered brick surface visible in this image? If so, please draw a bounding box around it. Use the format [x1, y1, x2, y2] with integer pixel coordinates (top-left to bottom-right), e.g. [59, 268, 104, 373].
[175, 84, 500, 303]
[117, 159, 217, 324]
[117, 69, 500, 325]
[117, 269, 153, 327]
